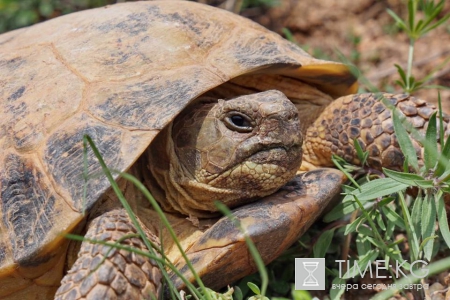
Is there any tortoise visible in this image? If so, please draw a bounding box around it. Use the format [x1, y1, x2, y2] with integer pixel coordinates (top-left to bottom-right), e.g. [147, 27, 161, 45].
[0, 1, 446, 299]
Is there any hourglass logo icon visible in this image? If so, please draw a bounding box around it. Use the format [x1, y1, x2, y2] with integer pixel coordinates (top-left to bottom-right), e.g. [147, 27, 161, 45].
[295, 258, 325, 290]
[303, 261, 319, 286]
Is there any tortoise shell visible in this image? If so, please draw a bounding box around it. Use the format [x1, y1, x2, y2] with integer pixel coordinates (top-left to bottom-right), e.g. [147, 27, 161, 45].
[0, 0, 356, 293]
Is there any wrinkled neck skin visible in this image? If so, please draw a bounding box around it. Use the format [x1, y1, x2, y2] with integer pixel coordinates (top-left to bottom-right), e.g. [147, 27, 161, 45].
[144, 124, 220, 218]
[144, 90, 303, 218]
[144, 122, 258, 218]
[145, 125, 296, 218]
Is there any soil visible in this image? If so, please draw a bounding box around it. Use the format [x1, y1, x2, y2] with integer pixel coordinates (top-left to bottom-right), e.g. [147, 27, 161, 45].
[238, 0, 450, 113]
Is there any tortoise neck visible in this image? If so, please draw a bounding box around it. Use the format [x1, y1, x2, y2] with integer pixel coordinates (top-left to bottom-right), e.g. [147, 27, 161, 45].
[143, 123, 222, 218]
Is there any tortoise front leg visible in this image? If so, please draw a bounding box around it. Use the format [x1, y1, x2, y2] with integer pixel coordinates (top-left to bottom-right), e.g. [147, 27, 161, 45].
[169, 168, 345, 291]
[55, 209, 162, 299]
[302, 93, 449, 171]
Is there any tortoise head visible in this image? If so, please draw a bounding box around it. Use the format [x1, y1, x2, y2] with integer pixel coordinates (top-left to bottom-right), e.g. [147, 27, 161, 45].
[145, 90, 302, 218]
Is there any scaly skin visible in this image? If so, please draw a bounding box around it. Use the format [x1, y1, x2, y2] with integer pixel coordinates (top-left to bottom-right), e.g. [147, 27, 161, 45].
[55, 209, 161, 299]
[302, 93, 450, 171]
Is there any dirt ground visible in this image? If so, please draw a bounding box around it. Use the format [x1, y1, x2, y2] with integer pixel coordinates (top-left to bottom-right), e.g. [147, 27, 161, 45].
[236, 0, 450, 113]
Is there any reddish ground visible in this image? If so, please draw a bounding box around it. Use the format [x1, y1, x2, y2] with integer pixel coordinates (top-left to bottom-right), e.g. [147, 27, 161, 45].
[241, 0, 450, 112]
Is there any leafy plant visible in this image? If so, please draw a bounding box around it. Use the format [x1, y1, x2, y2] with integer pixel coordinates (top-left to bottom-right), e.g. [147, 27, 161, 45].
[319, 95, 450, 300]
[387, 0, 450, 93]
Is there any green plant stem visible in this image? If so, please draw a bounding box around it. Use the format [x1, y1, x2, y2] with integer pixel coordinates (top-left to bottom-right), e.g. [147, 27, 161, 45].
[398, 192, 420, 262]
[406, 39, 415, 92]
[352, 195, 390, 256]
[120, 173, 210, 300]
[215, 201, 269, 297]
[84, 135, 204, 300]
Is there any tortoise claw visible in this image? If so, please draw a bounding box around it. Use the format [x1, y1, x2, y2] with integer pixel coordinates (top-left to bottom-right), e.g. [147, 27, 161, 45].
[169, 168, 345, 291]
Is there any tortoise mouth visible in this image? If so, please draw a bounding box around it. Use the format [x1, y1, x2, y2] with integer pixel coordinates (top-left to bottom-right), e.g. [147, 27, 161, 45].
[247, 145, 302, 166]
[208, 145, 302, 190]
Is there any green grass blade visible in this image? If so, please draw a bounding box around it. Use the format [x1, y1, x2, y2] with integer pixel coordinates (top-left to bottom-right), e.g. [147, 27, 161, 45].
[376, 212, 386, 231]
[398, 193, 420, 261]
[414, 19, 424, 32]
[394, 64, 408, 84]
[354, 139, 368, 165]
[356, 234, 371, 259]
[424, 112, 438, 170]
[325, 178, 408, 222]
[411, 195, 423, 244]
[313, 229, 335, 258]
[422, 14, 450, 35]
[391, 107, 419, 171]
[323, 197, 359, 222]
[381, 206, 406, 230]
[346, 177, 409, 201]
[82, 138, 89, 216]
[215, 201, 268, 297]
[281, 28, 296, 44]
[434, 191, 450, 248]
[83, 135, 202, 300]
[436, 95, 450, 176]
[386, 9, 408, 31]
[344, 215, 365, 235]
[420, 3, 443, 30]
[419, 235, 438, 254]
[332, 155, 361, 189]
[343, 250, 379, 279]
[382, 168, 424, 186]
[438, 93, 444, 145]
[421, 194, 436, 261]
[358, 226, 374, 238]
[407, 0, 415, 33]
[119, 173, 207, 300]
[330, 277, 346, 300]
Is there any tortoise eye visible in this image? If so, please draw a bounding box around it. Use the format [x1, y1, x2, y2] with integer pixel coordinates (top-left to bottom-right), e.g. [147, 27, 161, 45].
[224, 112, 254, 133]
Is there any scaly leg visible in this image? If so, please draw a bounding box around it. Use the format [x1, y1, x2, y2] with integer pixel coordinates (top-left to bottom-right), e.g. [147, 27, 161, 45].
[302, 93, 450, 171]
[55, 209, 161, 299]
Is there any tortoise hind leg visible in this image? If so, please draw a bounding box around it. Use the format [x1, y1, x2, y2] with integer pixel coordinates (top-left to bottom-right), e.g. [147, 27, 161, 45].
[55, 209, 162, 299]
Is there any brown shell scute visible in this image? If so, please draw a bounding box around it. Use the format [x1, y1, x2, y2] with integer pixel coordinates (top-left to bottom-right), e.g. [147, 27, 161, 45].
[230, 35, 300, 68]
[87, 68, 222, 130]
[1, 153, 56, 264]
[0, 244, 6, 266]
[0, 46, 83, 152]
[43, 114, 123, 212]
